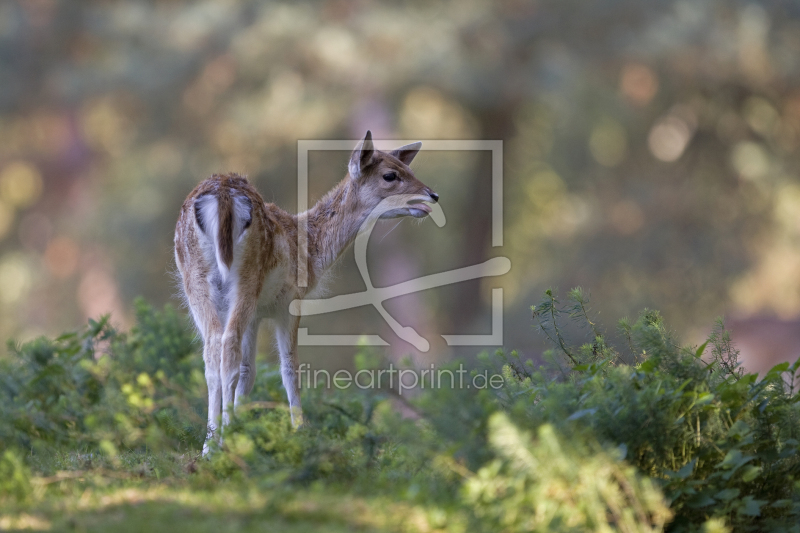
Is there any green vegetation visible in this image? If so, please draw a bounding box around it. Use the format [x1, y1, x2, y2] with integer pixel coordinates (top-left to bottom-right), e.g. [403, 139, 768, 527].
[1, 293, 799, 532]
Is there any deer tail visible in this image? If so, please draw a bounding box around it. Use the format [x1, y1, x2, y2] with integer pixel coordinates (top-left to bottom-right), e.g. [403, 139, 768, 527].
[217, 188, 235, 276]
[194, 189, 252, 282]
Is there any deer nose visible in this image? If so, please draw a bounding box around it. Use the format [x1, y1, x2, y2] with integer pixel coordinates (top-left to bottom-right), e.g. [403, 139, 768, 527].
[428, 190, 439, 203]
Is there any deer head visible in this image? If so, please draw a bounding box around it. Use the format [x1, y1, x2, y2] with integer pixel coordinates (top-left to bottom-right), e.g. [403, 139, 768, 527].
[348, 130, 439, 219]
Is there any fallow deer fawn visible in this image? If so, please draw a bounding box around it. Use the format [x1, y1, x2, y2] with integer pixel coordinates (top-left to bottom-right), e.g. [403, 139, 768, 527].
[174, 131, 438, 454]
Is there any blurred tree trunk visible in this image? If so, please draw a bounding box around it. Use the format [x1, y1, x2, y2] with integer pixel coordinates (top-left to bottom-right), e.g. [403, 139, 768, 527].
[447, 105, 516, 331]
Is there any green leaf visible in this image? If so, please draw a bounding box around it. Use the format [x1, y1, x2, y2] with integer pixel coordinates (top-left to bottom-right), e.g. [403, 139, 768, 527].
[740, 373, 758, 386]
[757, 398, 769, 414]
[696, 392, 715, 406]
[687, 493, 716, 508]
[677, 459, 697, 478]
[765, 361, 790, 379]
[567, 408, 597, 421]
[714, 488, 740, 501]
[741, 465, 761, 482]
[695, 340, 709, 358]
[727, 420, 751, 439]
[770, 499, 793, 508]
[737, 495, 767, 517]
[639, 358, 658, 373]
[717, 449, 754, 471]
[674, 379, 693, 393]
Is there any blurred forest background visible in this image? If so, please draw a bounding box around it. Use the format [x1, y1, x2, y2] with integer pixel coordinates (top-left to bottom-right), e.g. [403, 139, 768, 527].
[2, 0, 800, 373]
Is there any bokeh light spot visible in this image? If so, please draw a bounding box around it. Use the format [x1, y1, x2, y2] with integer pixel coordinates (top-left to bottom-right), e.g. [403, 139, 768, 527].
[731, 141, 770, 181]
[80, 97, 135, 155]
[78, 265, 126, 322]
[0, 201, 14, 241]
[0, 161, 43, 208]
[400, 87, 478, 138]
[313, 26, 357, 73]
[589, 119, 627, 167]
[526, 167, 565, 211]
[619, 63, 658, 106]
[743, 97, 778, 137]
[45, 236, 79, 279]
[0, 254, 32, 304]
[648, 116, 692, 162]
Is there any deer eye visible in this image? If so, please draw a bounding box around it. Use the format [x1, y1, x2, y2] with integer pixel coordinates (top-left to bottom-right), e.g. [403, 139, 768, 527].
[383, 172, 398, 182]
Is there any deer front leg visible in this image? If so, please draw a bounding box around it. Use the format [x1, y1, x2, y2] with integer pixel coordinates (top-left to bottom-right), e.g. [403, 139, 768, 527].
[275, 315, 303, 427]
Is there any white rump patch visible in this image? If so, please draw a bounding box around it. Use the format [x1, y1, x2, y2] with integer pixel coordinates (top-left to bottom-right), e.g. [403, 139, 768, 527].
[232, 194, 252, 244]
[194, 192, 252, 283]
[194, 194, 226, 278]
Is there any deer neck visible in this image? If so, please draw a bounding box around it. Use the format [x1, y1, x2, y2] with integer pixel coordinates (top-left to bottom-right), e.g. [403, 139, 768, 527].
[301, 178, 370, 277]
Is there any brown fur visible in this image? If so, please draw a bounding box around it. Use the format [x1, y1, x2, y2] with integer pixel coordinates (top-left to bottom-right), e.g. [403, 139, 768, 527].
[217, 185, 234, 269]
[174, 133, 437, 454]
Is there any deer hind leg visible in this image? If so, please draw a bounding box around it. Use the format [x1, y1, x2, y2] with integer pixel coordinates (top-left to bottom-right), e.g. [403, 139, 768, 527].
[275, 315, 303, 427]
[188, 187, 261, 450]
[219, 278, 260, 426]
[202, 330, 223, 455]
[181, 277, 225, 456]
[235, 318, 260, 403]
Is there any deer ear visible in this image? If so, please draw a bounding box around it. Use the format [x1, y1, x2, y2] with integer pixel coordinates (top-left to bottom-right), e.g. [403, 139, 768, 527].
[348, 130, 375, 179]
[390, 141, 422, 166]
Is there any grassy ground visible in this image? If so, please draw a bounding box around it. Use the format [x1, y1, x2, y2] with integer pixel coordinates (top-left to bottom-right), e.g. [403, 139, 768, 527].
[2, 294, 800, 532]
[2, 472, 435, 532]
